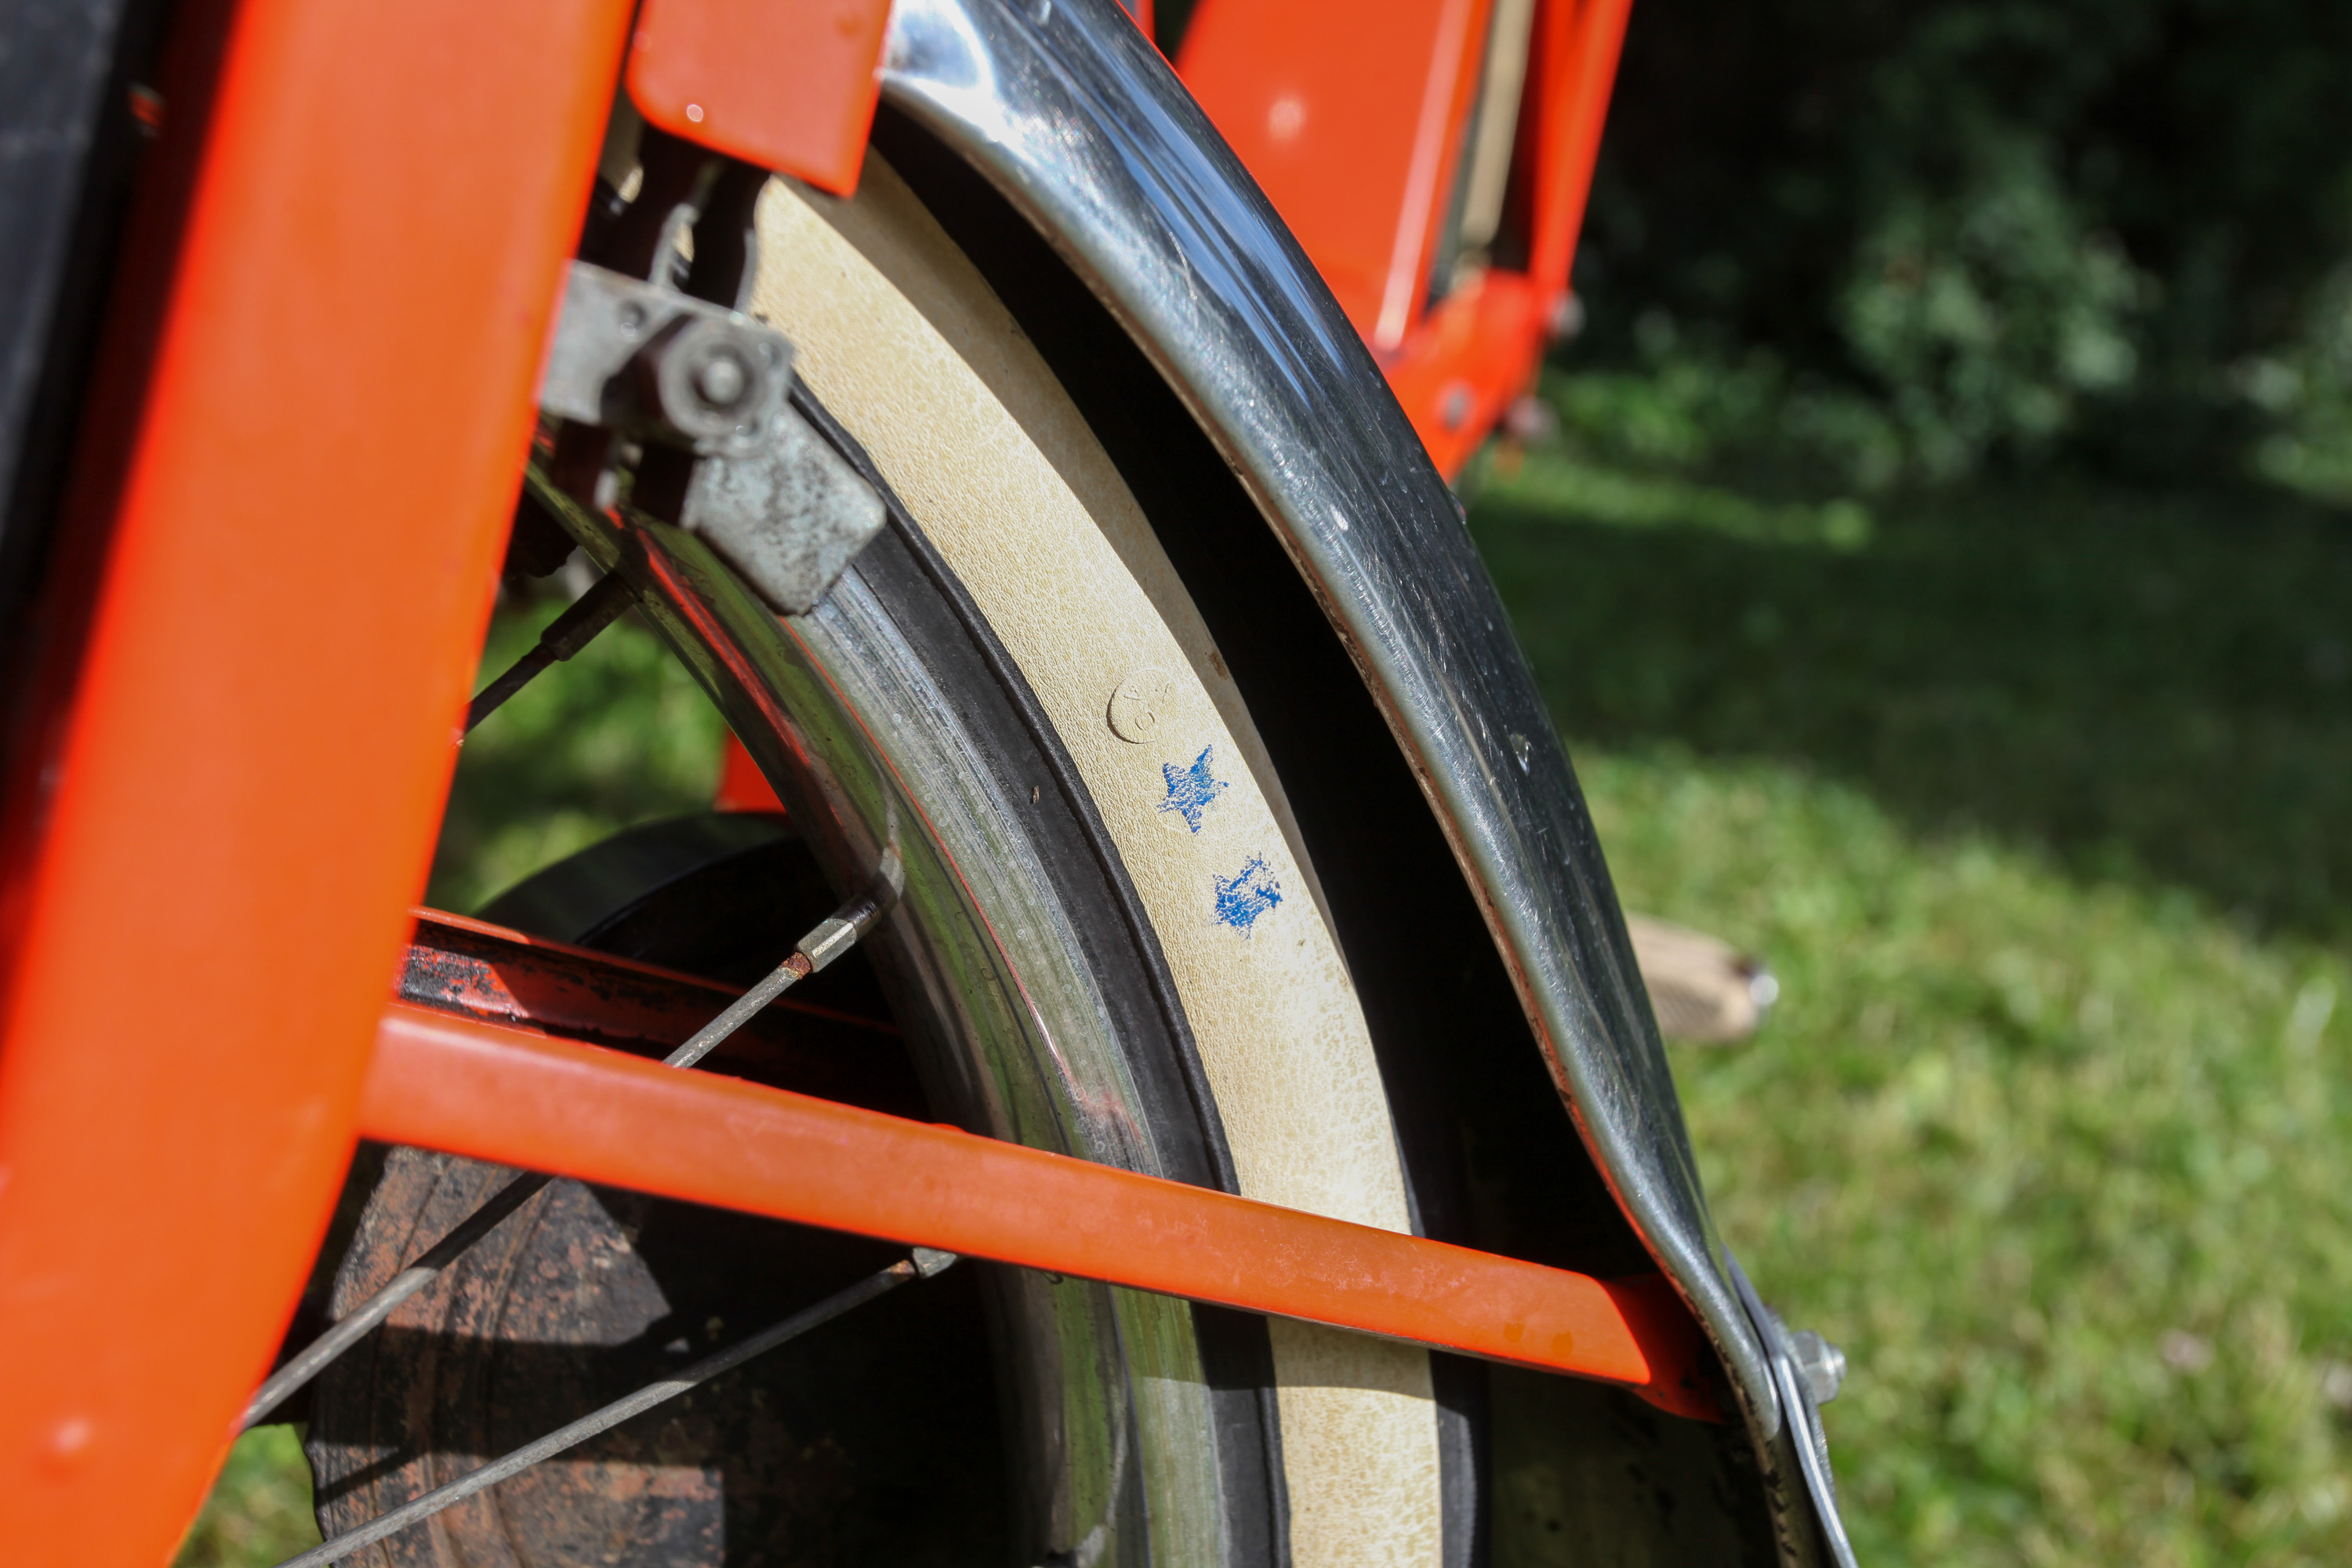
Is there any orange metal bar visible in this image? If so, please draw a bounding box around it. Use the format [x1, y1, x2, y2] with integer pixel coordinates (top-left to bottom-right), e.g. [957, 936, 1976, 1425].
[361, 1000, 1726, 1421]
[1383, 268, 1548, 477]
[1373, 0, 1635, 477]
[626, 0, 896, 196]
[1373, 0, 1495, 349]
[1180, 0, 1495, 347]
[404, 909, 898, 1051]
[1183, 0, 1632, 477]
[1526, 0, 1632, 302]
[715, 731, 788, 811]
[0, 0, 631, 1559]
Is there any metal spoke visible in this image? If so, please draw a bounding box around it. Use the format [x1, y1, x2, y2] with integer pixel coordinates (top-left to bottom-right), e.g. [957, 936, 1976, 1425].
[241, 1167, 554, 1428]
[464, 568, 634, 732]
[271, 1248, 957, 1568]
[241, 877, 895, 1428]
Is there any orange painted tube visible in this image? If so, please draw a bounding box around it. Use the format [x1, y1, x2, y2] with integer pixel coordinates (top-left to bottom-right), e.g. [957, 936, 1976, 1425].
[0, 0, 630, 1559]
[361, 1002, 1725, 1421]
[1530, 0, 1635, 300]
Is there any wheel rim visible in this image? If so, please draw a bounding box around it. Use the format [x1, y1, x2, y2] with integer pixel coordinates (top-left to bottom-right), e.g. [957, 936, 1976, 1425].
[306, 401, 1283, 1564]
[309, 817, 1010, 1566]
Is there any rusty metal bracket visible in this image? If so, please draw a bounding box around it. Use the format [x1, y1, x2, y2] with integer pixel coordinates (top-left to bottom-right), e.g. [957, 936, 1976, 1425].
[540, 259, 885, 614]
[539, 260, 791, 454]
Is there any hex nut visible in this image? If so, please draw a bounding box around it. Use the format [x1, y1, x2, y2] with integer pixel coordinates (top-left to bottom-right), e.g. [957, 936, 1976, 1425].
[1788, 1327, 1846, 1404]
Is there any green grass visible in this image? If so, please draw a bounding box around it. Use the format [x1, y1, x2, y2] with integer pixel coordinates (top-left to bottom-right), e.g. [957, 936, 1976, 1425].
[425, 588, 729, 914]
[183, 432, 2352, 1566]
[1474, 445, 2352, 943]
[172, 1427, 320, 1568]
[1472, 436, 2352, 1565]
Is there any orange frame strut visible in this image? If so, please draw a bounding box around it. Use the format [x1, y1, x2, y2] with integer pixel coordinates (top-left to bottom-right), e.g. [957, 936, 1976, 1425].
[0, 0, 634, 1560]
[364, 1000, 1724, 1422]
[1180, 0, 1635, 477]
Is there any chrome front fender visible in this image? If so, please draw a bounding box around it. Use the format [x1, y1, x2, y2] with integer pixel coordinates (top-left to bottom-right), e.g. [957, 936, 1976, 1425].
[877, 1, 1853, 1562]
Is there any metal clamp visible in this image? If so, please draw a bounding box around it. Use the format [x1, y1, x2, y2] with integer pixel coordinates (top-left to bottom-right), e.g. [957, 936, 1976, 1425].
[681, 396, 886, 615]
[537, 260, 886, 616]
[1729, 1258, 1857, 1568]
[539, 261, 793, 456]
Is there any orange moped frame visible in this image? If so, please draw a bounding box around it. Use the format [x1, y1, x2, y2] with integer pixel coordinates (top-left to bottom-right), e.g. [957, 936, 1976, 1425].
[0, 0, 890, 1555]
[1178, 0, 1632, 475]
[0, 2, 1850, 1564]
[0, 0, 632, 1555]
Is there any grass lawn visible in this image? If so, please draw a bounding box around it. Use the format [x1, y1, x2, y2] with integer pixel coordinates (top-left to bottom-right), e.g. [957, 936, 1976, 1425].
[1473, 435, 2352, 1566]
[181, 420, 2352, 1566]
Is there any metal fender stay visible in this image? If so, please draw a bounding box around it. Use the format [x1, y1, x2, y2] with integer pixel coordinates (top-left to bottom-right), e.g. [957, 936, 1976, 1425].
[362, 991, 1725, 1420]
[872, 0, 1851, 1561]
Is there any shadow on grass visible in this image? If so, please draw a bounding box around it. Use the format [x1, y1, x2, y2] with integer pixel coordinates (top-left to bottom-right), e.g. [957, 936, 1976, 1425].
[1471, 457, 2352, 942]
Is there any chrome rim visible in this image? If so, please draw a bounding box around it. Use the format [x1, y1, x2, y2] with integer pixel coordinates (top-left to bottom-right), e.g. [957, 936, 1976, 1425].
[296, 387, 1278, 1565]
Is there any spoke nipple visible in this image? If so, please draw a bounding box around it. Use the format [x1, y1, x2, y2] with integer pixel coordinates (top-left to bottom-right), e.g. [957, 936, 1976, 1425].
[910, 1247, 959, 1277]
[797, 916, 859, 972]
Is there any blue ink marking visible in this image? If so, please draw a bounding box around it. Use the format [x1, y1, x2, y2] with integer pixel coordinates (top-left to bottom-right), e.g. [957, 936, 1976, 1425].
[1214, 854, 1283, 935]
[1158, 746, 1229, 834]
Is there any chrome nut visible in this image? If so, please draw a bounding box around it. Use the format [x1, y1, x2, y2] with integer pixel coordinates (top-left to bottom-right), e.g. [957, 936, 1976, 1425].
[1788, 1327, 1847, 1404]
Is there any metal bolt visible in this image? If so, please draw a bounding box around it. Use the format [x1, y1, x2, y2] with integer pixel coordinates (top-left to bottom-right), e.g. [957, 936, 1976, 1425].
[1439, 383, 1473, 430]
[1788, 1327, 1846, 1404]
[694, 350, 750, 410]
[643, 320, 772, 445]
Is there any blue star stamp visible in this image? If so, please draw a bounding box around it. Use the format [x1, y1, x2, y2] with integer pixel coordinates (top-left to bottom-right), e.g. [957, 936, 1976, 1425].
[1213, 854, 1283, 935]
[1158, 745, 1229, 833]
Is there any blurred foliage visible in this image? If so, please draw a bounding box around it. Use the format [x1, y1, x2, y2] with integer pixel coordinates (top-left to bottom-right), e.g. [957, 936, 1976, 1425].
[1472, 431, 2352, 941]
[1576, 0, 2352, 486]
[1471, 441, 2352, 1564]
[426, 584, 728, 913]
[172, 1427, 318, 1568]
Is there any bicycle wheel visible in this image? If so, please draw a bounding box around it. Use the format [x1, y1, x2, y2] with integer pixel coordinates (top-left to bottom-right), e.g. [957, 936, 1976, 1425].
[293, 112, 1776, 1565]
[746, 147, 1458, 1568]
[299, 141, 1448, 1568]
